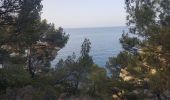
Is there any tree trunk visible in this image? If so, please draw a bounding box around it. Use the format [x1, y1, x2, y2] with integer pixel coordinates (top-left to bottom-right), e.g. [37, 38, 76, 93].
[28, 46, 35, 78]
[156, 93, 162, 100]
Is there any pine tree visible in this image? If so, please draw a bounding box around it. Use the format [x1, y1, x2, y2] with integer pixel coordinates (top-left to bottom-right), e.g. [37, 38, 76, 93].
[0, 0, 69, 78]
[107, 0, 170, 99]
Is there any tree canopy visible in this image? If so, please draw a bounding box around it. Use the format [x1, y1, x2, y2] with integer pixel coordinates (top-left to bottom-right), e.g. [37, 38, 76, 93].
[107, 0, 170, 99]
[0, 0, 169, 100]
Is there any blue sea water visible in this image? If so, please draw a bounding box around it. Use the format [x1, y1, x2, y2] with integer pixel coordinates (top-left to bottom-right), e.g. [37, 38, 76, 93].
[52, 26, 127, 67]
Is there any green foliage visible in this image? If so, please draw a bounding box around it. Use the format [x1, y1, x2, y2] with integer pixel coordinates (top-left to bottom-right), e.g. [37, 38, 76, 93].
[0, 0, 43, 49]
[1, 0, 169, 99]
[44, 27, 69, 48]
[14, 0, 42, 46]
[87, 65, 113, 100]
[0, 0, 21, 25]
[53, 39, 93, 94]
[106, 0, 170, 99]
[50, 39, 114, 99]
[0, 0, 69, 78]
[106, 51, 137, 77]
[0, 0, 115, 99]
[0, 65, 31, 91]
[27, 22, 69, 76]
[120, 33, 140, 50]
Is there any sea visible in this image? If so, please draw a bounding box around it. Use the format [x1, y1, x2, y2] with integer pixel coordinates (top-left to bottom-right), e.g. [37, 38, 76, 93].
[52, 26, 128, 67]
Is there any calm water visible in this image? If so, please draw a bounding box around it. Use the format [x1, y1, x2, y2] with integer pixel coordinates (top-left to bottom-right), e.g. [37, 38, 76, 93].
[52, 26, 127, 67]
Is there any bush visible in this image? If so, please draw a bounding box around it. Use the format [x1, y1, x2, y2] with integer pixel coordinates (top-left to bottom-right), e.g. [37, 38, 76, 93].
[0, 65, 31, 90]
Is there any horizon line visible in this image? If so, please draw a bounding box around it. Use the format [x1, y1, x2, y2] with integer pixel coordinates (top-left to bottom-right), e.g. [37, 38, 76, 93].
[63, 25, 127, 29]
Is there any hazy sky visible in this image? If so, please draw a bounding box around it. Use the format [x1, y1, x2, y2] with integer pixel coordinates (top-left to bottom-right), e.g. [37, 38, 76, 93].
[42, 0, 126, 28]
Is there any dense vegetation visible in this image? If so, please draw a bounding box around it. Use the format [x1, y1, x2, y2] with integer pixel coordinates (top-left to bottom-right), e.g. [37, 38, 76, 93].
[107, 0, 170, 99]
[0, 0, 170, 100]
